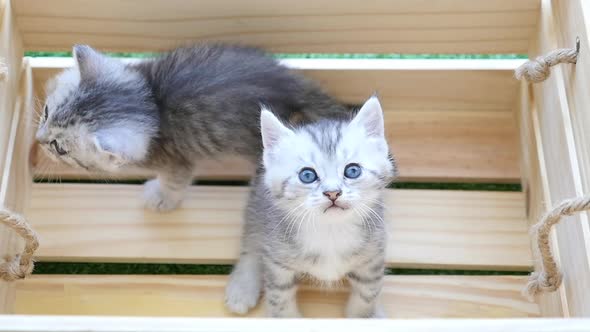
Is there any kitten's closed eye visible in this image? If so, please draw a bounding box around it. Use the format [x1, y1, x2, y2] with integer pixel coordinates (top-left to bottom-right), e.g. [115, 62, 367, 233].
[43, 105, 49, 122]
[50, 140, 67, 155]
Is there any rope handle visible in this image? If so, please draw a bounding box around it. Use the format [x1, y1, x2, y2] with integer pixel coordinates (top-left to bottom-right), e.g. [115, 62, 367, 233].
[0, 207, 39, 281]
[515, 37, 579, 83]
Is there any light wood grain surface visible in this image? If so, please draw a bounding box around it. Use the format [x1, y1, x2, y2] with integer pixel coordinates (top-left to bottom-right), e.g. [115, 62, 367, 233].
[31, 59, 521, 183]
[9, 317, 590, 332]
[26, 184, 532, 270]
[517, 81, 565, 317]
[14, 275, 540, 318]
[0, 0, 26, 314]
[13, 0, 540, 53]
[33, 110, 520, 183]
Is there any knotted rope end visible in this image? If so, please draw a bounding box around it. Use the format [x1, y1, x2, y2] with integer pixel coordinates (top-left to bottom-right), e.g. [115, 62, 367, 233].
[0, 254, 35, 282]
[515, 46, 579, 83]
[523, 270, 563, 301]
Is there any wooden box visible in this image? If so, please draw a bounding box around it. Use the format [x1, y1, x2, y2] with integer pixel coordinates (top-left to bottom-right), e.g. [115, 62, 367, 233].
[0, 0, 589, 330]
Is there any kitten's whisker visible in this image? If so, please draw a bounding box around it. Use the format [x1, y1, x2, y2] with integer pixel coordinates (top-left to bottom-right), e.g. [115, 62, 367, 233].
[296, 209, 313, 239]
[272, 202, 304, 236]
[356, 204, 378, 234]
[283, 207, 305, 242]
[289, 208, 308, 241]
[353, 206, 373, 234]
[352, 207, 369, 233]
[359, 203, 384, 226]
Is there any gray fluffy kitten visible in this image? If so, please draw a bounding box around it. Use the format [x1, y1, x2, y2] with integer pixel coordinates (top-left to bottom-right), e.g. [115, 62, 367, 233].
[36, 44, 345, 211]
[225, 97, 396, 318]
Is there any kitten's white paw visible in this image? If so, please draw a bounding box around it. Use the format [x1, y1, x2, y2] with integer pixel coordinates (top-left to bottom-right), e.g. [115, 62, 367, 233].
[142, 179, 183, 212]
[370, 305, 387, 319]
[224, 271, 261, 315]
[267, 305, 302, 318]
[346, 300, 387, 318]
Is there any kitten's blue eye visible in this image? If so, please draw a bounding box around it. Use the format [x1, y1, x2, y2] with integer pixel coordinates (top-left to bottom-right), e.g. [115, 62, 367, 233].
[298, 168, 318, 184]
[344, 163, 362, 179]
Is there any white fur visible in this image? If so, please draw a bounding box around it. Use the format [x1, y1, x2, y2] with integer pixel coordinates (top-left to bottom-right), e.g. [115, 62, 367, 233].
[45, 68, 80, 108]
[297, 214, 367, 282]
[261, 97, 391, 279]
[262, 97, 391, 225]
[260, 108, 294, 150]
[224, 254, 262, 315]
[143, 178, 185, 212]
[94, 125, 152, 163]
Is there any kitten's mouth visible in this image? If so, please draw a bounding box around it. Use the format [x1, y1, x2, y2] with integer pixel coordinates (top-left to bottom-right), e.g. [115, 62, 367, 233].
[323, 203, 348, 213]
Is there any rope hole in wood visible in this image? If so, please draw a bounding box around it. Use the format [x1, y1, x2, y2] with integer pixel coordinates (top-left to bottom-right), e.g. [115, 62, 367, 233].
[515, 38, 579, 83]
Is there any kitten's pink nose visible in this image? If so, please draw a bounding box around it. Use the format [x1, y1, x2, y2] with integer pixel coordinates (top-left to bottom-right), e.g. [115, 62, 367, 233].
[323, 190, 342, 202]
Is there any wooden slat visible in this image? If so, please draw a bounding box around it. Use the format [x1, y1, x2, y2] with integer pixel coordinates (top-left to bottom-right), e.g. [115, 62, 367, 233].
[523, 0, 590, 317]
[26, 184, 532, 270]
[34, 110, 519, 183]
[14, 275, 539, 318]
[517, 81, 564, 316]
[5, 317, 590, 332]
[550, 0, 590, 317]
[31, 59, 522, 183]
[31, 58, 524, 112]
[13, 0, 540, 54]
[0, 0, 26, 314]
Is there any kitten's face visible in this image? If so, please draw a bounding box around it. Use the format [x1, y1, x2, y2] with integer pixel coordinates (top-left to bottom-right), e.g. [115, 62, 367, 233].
[261, 97, 395, 222]
[35, 45, 158, 172]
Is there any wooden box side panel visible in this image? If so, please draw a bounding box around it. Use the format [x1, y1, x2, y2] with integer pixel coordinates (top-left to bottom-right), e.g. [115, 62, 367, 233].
[13, 0, 540, 54]
[0, 0, 26, 314]
[1, 316, 590, 332]
[522, 0, 590, 317]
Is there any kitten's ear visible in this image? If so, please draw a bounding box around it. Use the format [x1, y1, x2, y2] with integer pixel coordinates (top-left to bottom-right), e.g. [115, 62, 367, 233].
[93, 127, 150, 166]
[260, 108, 293, 150]
[350, 96, 385, 139]
[73, 44, 121, 81]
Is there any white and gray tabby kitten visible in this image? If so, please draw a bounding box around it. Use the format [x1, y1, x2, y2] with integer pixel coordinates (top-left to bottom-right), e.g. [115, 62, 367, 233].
[225, 97, 396, 318]
[36, 44, 345, 211]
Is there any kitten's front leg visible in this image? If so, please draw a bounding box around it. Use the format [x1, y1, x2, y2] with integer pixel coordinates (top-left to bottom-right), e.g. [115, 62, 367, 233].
[346, 258, 386, 318]
[143, 168, 193, 212]
[263, 258, 300, 318]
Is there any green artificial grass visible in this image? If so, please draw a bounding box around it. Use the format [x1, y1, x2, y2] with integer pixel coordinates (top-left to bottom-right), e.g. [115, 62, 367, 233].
[33, 262, 528, 276]
[33, 177, 521, 192]
[390, 182, 521, 191]
[34, 262, 233, 275]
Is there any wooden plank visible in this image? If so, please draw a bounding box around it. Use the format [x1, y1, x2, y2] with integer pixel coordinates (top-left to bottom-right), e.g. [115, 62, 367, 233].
[4, 318, 590, 332]
[26, 184, 531, 270]
[13, 0, 540, 54]
[549, 0, 590, 317]
[516, 81, 564, 317]
[31, 58, 522, 183]
[14, 275, 539, 318]
[524, 0, 590, 317]
[31, 58, 524, 112]
[0, 0, 25, 314]
[33, 110, 519, 183]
